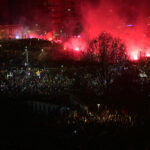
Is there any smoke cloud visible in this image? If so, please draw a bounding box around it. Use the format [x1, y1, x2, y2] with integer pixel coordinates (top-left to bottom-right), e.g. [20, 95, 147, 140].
[80, 0, 150, 60]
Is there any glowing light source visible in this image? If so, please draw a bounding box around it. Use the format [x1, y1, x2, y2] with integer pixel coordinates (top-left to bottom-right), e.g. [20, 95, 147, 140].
[146, 52, 150, 57]
[126, 24, 134, 27]
[74, 47, 80, 51]
[130, 51, 139, 61]
[49, 38, 53, 41]
[133, 54, 138, 60]
[16, 35, 20, 39]
[64, 37, 87, 53]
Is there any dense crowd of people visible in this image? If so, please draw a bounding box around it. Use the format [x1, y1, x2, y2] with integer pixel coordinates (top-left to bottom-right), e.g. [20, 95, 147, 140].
[1, 39, 150, 149]
[63, 108, 136, 128]
[0, 67, 75, 97]
[0, 65, 138, 129]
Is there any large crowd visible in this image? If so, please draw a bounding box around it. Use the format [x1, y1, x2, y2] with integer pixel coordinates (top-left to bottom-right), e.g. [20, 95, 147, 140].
[63, 107, 136, 129]
[0, 67, 75, 97]
[1, 39, 150, 149]
[0, 66, 138, 129]
[0, 66, 127, 99]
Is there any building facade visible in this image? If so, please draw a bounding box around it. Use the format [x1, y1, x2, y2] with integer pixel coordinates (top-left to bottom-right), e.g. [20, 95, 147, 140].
[46, 0, 84, 38]
[0, 25, 23, 40]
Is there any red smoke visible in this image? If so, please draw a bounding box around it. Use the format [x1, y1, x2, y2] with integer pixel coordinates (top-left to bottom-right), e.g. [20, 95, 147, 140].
[45, 32, 53, 41]
[28, 31, 61, 43]
[80, 0, 150, 61]
[64, 36, 87, 52]
[28, 33, 41, 39]
[23, 0, 150, 62]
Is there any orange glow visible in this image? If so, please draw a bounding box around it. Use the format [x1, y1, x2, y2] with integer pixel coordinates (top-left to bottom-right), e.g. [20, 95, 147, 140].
[49, 38, 53, 41]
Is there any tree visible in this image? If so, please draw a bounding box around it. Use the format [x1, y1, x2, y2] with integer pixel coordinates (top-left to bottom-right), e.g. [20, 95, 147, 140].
[87, 32, 126, 65]
[85, 32, 127, 95]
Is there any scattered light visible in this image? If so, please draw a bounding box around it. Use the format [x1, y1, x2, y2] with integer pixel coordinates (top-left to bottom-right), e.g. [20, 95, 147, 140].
[146, 52, 150, 57]
[126, 24, 134, 27]
[74, 47, 80, 51]
[133, 55, 138, 60]
[64, 37, 87, 54]
[49, 38, 53, 41]
[16, 35, 20, 39]
[55, 39, 62, 43]
[130, 50, 139, 61]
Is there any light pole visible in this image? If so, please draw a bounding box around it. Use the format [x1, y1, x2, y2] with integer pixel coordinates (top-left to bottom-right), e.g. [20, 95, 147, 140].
[25, 46, 29, 66]
[97, 104, 101, 112]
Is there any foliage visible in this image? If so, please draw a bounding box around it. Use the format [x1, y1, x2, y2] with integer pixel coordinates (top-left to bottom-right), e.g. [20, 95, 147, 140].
[86, 32, 126, 64]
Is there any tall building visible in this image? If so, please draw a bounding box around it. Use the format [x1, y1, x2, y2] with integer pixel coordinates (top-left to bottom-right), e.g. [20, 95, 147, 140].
[0, 25, 23, 40]
[46, 0, 83, 38]
[47, 0, 63, 32]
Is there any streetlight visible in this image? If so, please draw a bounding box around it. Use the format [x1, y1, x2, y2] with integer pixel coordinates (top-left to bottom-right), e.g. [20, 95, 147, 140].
[97, 104, 101, 112]
[25, 46, 29, 67]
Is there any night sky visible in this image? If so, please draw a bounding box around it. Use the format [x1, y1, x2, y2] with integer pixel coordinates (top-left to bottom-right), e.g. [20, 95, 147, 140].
[0, 0, 46, 25]
[0, 0, 150, 25]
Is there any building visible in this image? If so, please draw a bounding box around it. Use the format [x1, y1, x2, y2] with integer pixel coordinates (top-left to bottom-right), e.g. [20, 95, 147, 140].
[0, 25, 23, 40]
[46, 0, 84, 38]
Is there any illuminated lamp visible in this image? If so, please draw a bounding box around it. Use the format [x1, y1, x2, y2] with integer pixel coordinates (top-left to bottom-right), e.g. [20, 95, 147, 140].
[133, 54, 138, 60]
[74, 47, 80, 51]
[16, 35, 20, 39]
[49, 38, 53, 41]
[146, 52, 150, 57]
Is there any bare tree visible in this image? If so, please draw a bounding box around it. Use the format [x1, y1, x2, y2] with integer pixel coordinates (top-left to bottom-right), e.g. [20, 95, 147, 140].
[85, 32, 127, 95]
[87, 32, 126, 65]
